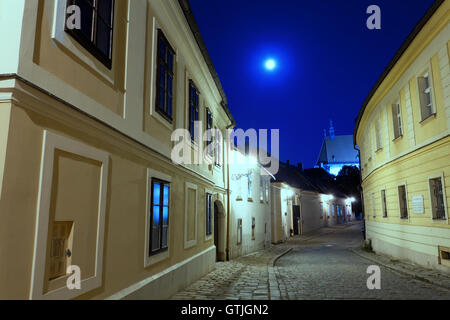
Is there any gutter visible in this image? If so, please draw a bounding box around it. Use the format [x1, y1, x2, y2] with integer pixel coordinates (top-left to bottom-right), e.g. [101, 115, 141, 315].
[353, 0, 444, 146]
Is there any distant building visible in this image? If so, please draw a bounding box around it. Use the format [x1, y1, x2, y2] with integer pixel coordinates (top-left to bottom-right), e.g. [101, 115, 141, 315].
[316, 121, 360, 176]
[271, 161, 352, 243]
[228, 148, 272, 259]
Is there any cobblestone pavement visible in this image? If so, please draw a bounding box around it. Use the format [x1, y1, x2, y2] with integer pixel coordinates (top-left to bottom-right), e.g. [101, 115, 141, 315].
[171, 223, 450, 300]
[275, 223, 450, 300]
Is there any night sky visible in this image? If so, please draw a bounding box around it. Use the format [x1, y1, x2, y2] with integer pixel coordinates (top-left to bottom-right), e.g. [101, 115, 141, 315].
[189, 0, 436, 168]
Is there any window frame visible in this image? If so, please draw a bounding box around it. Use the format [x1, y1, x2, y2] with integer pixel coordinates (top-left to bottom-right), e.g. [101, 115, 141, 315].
[65, 0, 115, 69]
[188, 80, 200, 143]
[149, 178, 170, 257]
[205, 192, 213, 238]
[155, 29, 176, 122]
[417, 69, 436, 122]
[381, 189, 388, 218]
[427, 173, 448, 222]
[397, 184, 409, 220]
[145, 169, 172, 268]
[391, 101, 403, 140]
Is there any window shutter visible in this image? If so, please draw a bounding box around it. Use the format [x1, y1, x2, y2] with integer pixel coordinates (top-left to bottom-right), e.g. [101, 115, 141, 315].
[417, 77, 428, 120]
[391, 104, 399, 138]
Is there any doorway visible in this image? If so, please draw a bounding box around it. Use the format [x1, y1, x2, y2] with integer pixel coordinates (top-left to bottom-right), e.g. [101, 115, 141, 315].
[293, 205, 301, 235]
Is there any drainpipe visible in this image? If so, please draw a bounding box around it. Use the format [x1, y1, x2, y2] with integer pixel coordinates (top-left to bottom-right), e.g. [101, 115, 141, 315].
[354, 144, 365, 239]
[225, 123, 234, 261]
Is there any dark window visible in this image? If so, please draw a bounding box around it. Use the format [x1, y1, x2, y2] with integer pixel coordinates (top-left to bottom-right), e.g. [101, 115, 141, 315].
[381, 190, 388, 218]
[251, 217, 256, 240]
[66, 0, 115, 69]
[156, 30, 175, 121]
[150, 179, 170, 255]
[189, 81, 199, 142]
[398, 185, 408, 219]
[205, 108, 213, 155]
[206, 193, 213, 236]
[430, 178, 446, 220]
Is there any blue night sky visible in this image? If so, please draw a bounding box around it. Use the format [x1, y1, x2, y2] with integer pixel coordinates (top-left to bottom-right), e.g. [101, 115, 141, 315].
[189, 0, 436, 168]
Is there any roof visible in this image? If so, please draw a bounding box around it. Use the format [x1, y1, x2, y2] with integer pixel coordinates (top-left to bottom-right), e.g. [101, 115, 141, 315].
[178, 0, 236, 127]
[316, 135, 359, 166]
[353, 0, 445, 145]
[303, 168, 347, 199]
[273, 162, 320, 192]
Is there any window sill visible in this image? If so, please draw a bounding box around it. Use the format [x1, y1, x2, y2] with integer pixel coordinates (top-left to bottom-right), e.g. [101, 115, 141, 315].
[375, 147, 383, 153]
[392, 135, 403, 142]
[419, 113, 436, 125]
[247, 198, 254, 203]
[155, 108, 173, 124]
[145, 249, 170, 268]
[236, 197, 243, 202]
[260, 199, 265, 203]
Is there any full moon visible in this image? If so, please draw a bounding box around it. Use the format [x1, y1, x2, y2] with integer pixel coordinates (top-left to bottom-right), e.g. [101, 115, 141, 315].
[264, 59, 277, 71]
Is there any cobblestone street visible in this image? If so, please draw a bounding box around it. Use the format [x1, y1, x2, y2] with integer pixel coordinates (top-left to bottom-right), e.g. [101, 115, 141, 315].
[171, 223, 450, 300]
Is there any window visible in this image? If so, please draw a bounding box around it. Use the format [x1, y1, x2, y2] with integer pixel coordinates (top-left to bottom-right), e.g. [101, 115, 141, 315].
[259, 177, 264, 202]
[237, 219, 242, 245]
[66, 0, 115, 69]
[248, 172, 253, 199]
[49, 221, 73, 280]
[391, 103, 403, 139]
[398, 185, 408, 219]
[213, 126, 222, 167]
[375, 119, 382, 150]
[150, 179, 170, 255]
[205, 108, 213, 155]
[332, 205, 335, 217]
[381, 189, 388, 218]
[188, 81, 199, 142]
[252, 217, 256, 240]
[206, 193, 213, 236]
[156, 30, 175, 121]
[439, 246, 450, 267]
[429, 177, 446, 220]
[320, 203, 323, 219]
[418, 72, 434, 120]
[372, 193, 376, 218]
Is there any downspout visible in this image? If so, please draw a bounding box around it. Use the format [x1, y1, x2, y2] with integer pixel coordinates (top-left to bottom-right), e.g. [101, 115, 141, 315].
[354, 144, 365, 239]
[225, 122, 234, 261]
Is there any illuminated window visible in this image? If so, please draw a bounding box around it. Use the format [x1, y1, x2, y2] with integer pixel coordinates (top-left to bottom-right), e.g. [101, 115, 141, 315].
[150, 179, 170, 255]
[156, 29, 175, 121]
[65, 0, 115, 68]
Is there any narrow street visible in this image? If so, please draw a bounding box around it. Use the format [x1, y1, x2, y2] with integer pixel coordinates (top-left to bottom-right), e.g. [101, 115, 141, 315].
[171, 223, 450, 300]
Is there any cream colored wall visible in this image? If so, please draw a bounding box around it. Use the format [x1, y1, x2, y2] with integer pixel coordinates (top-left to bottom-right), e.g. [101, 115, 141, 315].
[0, 97, 220, 299]
[356, 2, 450, 180]
[0, 102, 11, 198]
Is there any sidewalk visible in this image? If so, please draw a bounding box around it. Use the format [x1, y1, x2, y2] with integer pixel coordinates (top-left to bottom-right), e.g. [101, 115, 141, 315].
[353, 247, 450, 291]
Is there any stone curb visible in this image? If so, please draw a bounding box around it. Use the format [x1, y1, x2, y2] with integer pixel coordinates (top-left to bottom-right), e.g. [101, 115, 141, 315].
[351, 248, 450, 291]
[270, 247, 293, 267]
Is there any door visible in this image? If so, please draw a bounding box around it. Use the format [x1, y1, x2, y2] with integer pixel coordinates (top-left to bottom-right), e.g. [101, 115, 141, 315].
[292, 205, 301, 235]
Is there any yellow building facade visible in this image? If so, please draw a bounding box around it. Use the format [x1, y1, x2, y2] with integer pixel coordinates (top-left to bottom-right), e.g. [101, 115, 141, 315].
[355, 0, 450, 272]
[0, 0, 235, 299]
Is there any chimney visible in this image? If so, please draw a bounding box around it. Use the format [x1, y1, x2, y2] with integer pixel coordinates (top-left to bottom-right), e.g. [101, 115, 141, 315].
[297, 163, 303, 171]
